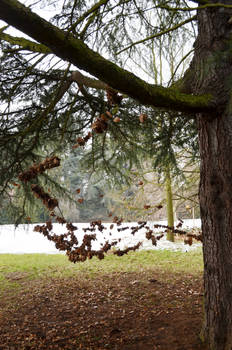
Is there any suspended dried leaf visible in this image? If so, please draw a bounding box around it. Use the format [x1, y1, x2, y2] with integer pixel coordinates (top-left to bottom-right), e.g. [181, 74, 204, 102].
[151, 236, 157, 246]
[12, 182, 20, 187]
[113, 242, 142, 256]
[91, 118, 108, 134]
[47, 198, 59, 210]
[76, 137, 85, 146]
[100, 113, 108, 121]
[184, 236, 193, 246]
[139, 113, 148, 123]
[56, 216, 66, 224]
[84, 131, 92, 141]
[46, 221, 53, 231]
[18, 156, 61, 182]
[31, 184, 58, 211]
[106, 87, 123, 106]
[105, 111, 113, 118]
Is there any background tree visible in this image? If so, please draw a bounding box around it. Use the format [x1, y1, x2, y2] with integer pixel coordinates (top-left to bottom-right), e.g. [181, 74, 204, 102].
[1, 1, 232, 349]
[108, 148, 200, 223]
[60, 148, 111, 222]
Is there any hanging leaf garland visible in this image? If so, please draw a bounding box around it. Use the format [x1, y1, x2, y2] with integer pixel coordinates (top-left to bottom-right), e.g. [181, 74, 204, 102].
[18, 158, 202, 263]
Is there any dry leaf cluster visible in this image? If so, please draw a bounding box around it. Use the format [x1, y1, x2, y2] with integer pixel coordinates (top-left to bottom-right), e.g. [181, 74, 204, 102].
[91, 117, 108, 134]
[106, 87, 123, 106]
[139, 113, 148, 123]
[72, 132, 92, 149]
[31, 184, 59, 211]
[18, 157, 202, 263]
[18, 156, 60, 182]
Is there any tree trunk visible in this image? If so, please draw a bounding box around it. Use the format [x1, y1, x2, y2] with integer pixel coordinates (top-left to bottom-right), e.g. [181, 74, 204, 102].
[192, 2, 232, 349]
[165, 168, 174, 242]
[198, 113, 232, 350]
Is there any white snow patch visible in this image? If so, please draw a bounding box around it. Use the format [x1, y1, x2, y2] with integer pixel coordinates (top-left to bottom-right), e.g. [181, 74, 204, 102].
[0, 219, 201, 254]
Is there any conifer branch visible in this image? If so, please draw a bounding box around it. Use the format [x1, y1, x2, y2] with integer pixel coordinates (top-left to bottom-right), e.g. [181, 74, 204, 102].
[0, 30, 51, 54]
[0, 0, 215, 113]
[116, 15, 197, 55]
[69, 0, 111, 30]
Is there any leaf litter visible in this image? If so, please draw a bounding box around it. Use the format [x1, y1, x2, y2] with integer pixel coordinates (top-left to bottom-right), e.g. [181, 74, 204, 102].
[0, 271, 207, 350]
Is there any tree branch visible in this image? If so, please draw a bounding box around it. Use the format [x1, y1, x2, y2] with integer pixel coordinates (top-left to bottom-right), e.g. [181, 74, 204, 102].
[0, 29, 108, 91]
[0, 0, 215, 114]
[71, 71, 107, 90]
[69, 0, 110, 29]
[0, 29, 51, 54]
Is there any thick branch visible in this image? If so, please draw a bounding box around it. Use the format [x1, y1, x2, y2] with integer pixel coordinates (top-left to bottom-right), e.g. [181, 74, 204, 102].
[0, 0, 215, 114]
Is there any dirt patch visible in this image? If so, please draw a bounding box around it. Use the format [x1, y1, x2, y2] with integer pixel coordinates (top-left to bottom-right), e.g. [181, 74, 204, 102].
[5, 271, 29, 281]
[0, 271, 207, 350]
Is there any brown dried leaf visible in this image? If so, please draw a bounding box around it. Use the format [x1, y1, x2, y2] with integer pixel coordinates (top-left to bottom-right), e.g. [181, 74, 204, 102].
[139, 113, 148, 123]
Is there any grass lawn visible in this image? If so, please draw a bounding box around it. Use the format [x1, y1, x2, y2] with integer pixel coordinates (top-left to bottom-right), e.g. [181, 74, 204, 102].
[0, 248, 203, 292]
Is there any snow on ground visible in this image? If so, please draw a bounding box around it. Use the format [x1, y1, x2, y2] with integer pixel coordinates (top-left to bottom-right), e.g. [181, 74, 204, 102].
[0, 219, 201, 254]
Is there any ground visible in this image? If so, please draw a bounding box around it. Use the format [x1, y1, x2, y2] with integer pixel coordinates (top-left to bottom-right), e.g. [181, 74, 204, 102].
[0, 269, 206, 350]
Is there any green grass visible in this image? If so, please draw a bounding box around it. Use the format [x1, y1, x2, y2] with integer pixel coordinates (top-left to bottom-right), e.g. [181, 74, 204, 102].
[0, 248, 203, 293]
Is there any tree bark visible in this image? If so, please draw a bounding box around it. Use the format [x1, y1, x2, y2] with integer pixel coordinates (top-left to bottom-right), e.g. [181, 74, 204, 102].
[198, 112, 232, 350]
[193, 2, 232, 349]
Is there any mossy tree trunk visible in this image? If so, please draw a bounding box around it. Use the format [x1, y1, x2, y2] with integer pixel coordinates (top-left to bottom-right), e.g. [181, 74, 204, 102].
[191, 2, 232, 349]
